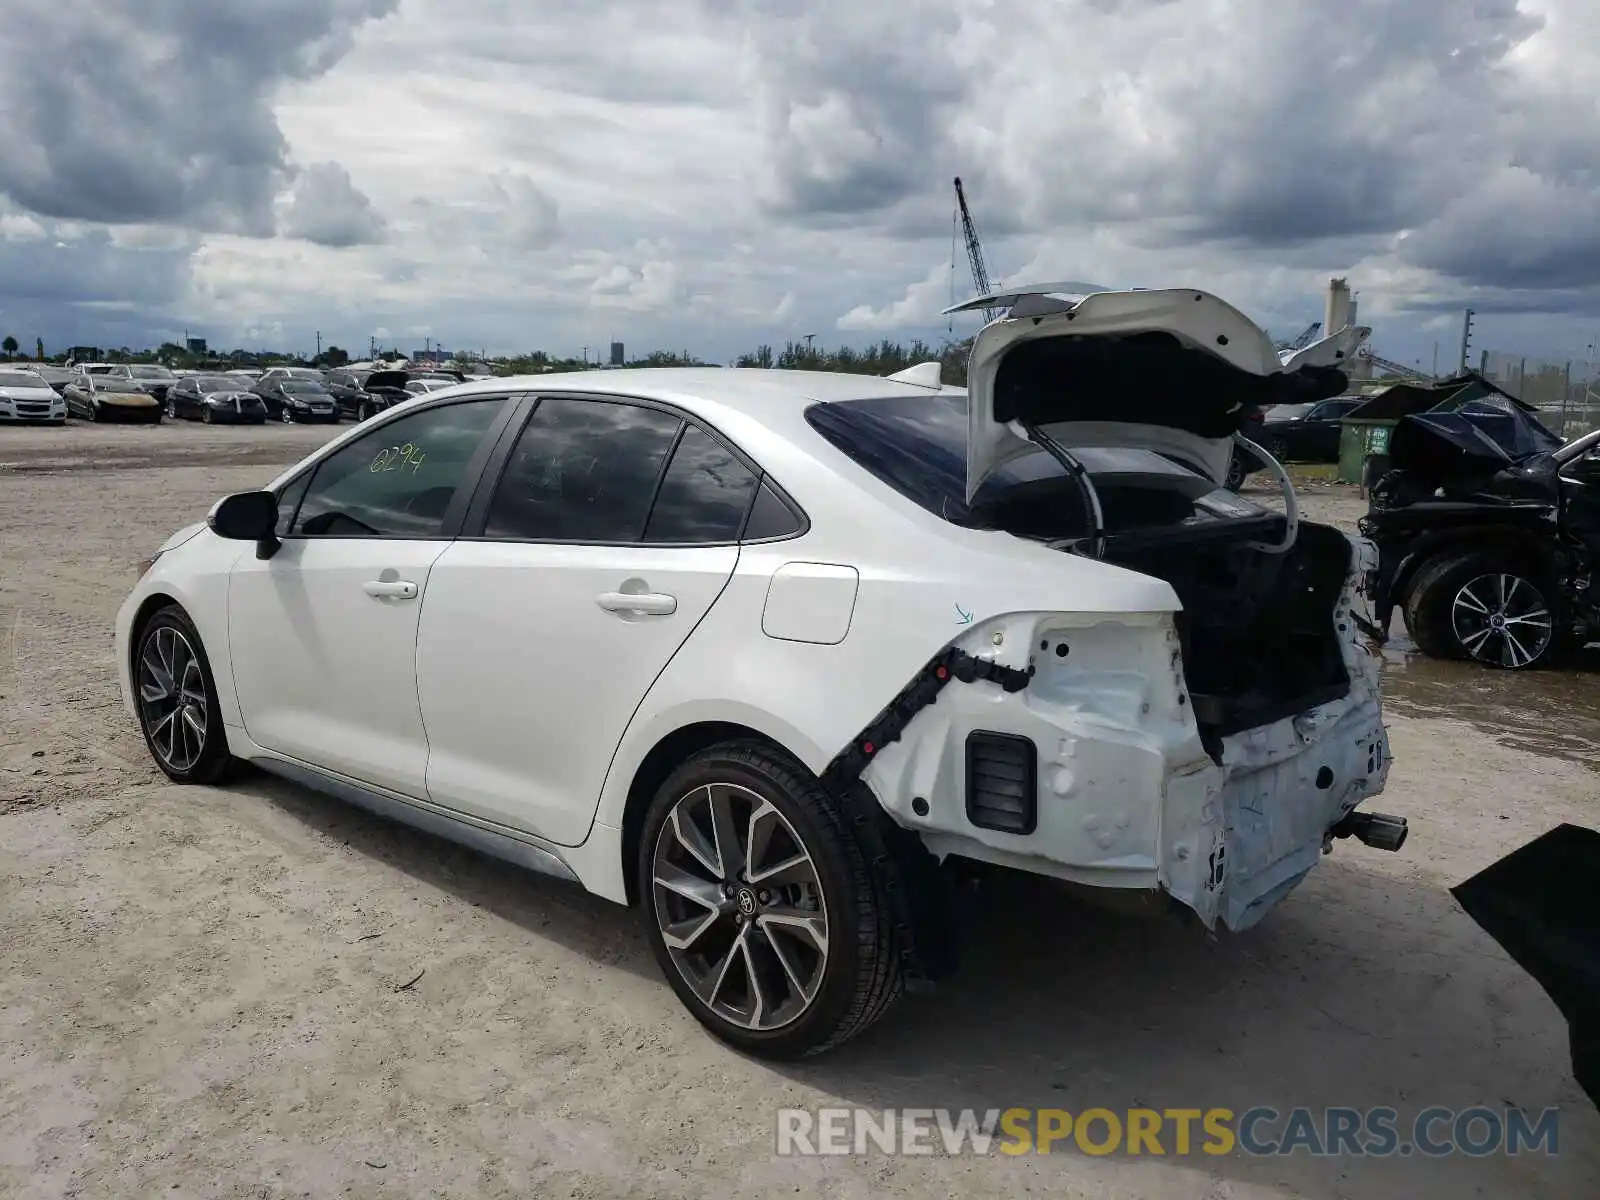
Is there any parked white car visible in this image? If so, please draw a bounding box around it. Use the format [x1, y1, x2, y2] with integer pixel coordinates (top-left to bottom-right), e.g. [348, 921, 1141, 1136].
[115, 285, 1402, 1058]
[0, 368, 67, 423]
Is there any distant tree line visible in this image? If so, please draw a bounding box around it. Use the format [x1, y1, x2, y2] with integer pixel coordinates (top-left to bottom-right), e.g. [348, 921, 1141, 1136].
[1, 332, 975, 386]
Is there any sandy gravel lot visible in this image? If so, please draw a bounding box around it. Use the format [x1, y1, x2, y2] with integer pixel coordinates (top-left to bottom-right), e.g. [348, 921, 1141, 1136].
[3, 419, 1599, 1198]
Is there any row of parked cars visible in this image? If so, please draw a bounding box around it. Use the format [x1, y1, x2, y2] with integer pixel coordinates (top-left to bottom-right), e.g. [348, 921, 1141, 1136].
[0, 362, 480, 426]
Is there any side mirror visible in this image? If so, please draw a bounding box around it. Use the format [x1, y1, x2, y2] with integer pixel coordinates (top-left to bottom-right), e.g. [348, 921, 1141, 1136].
[209, 490, 281, 559]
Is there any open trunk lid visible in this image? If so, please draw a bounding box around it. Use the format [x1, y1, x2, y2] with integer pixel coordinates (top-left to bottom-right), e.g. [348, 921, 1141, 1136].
[948, 284, 1364, 501]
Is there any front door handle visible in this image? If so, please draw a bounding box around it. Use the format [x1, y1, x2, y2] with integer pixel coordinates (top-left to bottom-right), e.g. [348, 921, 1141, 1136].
[363, 579, 419, 600]
[596, 591, 677, 616]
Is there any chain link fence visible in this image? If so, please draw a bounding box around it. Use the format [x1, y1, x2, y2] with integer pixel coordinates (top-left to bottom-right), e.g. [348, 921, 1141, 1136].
[1480, 350, 1600, 440]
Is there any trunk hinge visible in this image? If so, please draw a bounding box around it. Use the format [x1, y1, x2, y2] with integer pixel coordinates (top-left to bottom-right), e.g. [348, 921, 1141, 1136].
[823, 647, 1034, 786]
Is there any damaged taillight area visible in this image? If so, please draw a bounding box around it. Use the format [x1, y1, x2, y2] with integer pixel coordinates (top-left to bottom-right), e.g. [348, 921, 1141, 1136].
[853, 539, 1398, 934]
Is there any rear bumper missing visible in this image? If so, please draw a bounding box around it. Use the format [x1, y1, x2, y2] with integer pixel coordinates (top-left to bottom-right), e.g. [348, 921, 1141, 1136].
[853, 545, 1396, 933]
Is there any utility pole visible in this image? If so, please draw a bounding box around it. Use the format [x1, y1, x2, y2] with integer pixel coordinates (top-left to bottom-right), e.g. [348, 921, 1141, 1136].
[1432, 343, 1438, 377]
[316, 330, 322, 360]
[1458, 309, 1475, 373]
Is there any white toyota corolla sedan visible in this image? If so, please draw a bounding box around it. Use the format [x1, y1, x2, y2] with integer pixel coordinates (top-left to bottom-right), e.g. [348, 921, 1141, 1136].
[116, 285, 1404, 1058]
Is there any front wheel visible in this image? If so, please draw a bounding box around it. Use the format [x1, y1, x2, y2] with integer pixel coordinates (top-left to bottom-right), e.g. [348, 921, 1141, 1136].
[639, 742, 903, 1059]
[357, 401, 373, 422]
[1404, 553, 1561, 669]
[280, 407, 295, 424]
[133, 606, 240, 784]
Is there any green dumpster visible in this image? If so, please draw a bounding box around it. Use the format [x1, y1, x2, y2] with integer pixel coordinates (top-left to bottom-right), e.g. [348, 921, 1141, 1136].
[1337, 418, 1401, 489]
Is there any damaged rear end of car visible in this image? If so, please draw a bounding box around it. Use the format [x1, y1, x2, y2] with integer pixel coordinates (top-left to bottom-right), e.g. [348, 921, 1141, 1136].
[815, 286, 1403, 935]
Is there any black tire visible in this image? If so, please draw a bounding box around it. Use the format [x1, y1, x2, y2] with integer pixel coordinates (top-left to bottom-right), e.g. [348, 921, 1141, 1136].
[132, 605, 241, 785]
[638, 741, 903, 1059]
[1403, 552, 1561, 669]
[280, 407, 295, 424]
[1224, 451, 1247, 492]
[86, 401, 99, 423]
[202, 407, 214, 424]
[357, 400, 373, 422]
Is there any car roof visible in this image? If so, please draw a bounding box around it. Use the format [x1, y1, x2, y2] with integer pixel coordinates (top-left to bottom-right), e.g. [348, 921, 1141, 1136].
[435, 367, 953, 446]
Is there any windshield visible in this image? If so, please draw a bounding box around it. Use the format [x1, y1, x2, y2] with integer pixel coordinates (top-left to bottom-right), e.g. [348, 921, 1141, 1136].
[95, 377, 146, 393]
[1263, 403, 1316, 422]
[283, 368, 324, 380]
[129, 365, 175, 379]
[194, 376, 239, 392]
[31, 367, 73, 382]
[282, 380, 328, 393]
[0, 371, 49, 388]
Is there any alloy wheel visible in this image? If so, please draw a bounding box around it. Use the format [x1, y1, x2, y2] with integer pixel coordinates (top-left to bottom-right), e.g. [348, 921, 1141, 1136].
[281, 407, 294, 423]
[1450, 572, 1554, 668]
[137, 625, 209, 772]
[651, 782, 829, 1032]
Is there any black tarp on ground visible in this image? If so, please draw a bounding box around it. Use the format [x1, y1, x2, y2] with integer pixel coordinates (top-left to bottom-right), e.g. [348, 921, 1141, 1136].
[1451, 823, 1600, 1110]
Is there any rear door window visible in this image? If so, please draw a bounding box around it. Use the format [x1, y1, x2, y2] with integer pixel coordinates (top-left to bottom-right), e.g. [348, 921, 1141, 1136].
[484, 398, 683, 542]
[642, 425, 761, 543]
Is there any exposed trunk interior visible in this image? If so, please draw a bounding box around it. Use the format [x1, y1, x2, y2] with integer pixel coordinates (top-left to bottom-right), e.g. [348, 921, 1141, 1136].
[972, 462, 1354, 744]
[1106, 523, 1353, 741]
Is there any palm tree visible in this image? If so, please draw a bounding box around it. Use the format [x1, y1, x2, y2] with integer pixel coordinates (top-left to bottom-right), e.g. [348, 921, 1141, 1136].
[1, 336, 17, 359]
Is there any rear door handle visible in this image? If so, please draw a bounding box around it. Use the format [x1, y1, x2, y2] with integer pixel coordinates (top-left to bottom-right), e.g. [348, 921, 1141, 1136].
[596, 591, 677, 616]
[363, 579, 419, 600]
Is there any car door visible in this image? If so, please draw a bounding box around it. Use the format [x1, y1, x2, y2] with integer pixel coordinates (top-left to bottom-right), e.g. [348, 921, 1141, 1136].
[227, 395, 514, 796]
[170, 378, 193, 417]
[416, 395, 763, 845]
[1307, 400, 1355, 461]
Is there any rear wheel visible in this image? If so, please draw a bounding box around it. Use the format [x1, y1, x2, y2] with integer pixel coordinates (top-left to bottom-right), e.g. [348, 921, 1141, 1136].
[133, 606, 241, 784]
[357, 400, 373, 422]
[1404, 552, 1560, 669]
[639, 742, 903, 1059]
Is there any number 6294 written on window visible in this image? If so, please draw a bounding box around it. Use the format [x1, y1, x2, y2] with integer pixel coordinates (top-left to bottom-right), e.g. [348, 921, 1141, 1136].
[369, 443, 426, 474]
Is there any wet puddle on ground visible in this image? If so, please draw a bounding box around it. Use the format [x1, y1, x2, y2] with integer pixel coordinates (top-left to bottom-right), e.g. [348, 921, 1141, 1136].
[1378, 636, 1600, 769]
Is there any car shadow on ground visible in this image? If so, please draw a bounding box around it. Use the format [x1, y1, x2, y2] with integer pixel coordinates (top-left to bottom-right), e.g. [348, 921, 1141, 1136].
[250, 774, 1595, 1199]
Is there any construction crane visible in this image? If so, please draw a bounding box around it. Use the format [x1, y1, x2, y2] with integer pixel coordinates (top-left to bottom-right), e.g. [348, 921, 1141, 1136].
[1357, 347, 1435, 379]
[1276, 321, 1322, 352]
[953, 177, 999, 323]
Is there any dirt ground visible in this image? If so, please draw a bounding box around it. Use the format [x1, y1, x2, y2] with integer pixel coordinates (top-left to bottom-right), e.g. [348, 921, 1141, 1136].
[3, 420, 1598, 1199]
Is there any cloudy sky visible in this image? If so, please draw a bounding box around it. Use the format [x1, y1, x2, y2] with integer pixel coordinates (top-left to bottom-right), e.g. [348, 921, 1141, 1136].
[2, 0, 1598, 367]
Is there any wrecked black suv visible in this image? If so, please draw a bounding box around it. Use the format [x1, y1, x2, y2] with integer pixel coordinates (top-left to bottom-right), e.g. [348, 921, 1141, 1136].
[1361, 401, 1600, 669]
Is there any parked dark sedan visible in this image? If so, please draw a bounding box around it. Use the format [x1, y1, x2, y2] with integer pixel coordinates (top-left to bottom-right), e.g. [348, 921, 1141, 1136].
[326, 367, 413, 421]
[1255, 397, 1365, 462]
[106, 363, 180, 403]
[1225, 396, 1367, 488]
[167, 374, 269, 424]
[63, 374, 163, 423]
[253, 377, 339, 423]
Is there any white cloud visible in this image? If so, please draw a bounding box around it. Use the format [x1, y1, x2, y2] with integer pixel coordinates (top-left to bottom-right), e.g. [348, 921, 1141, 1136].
[280, 162, 387, 247]
[0, 0, 1595, 365]
[837, 263, 952, 331]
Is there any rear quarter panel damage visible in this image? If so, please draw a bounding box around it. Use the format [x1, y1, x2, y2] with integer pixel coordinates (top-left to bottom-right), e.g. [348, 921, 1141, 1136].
[854, 536, 1392, 931]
